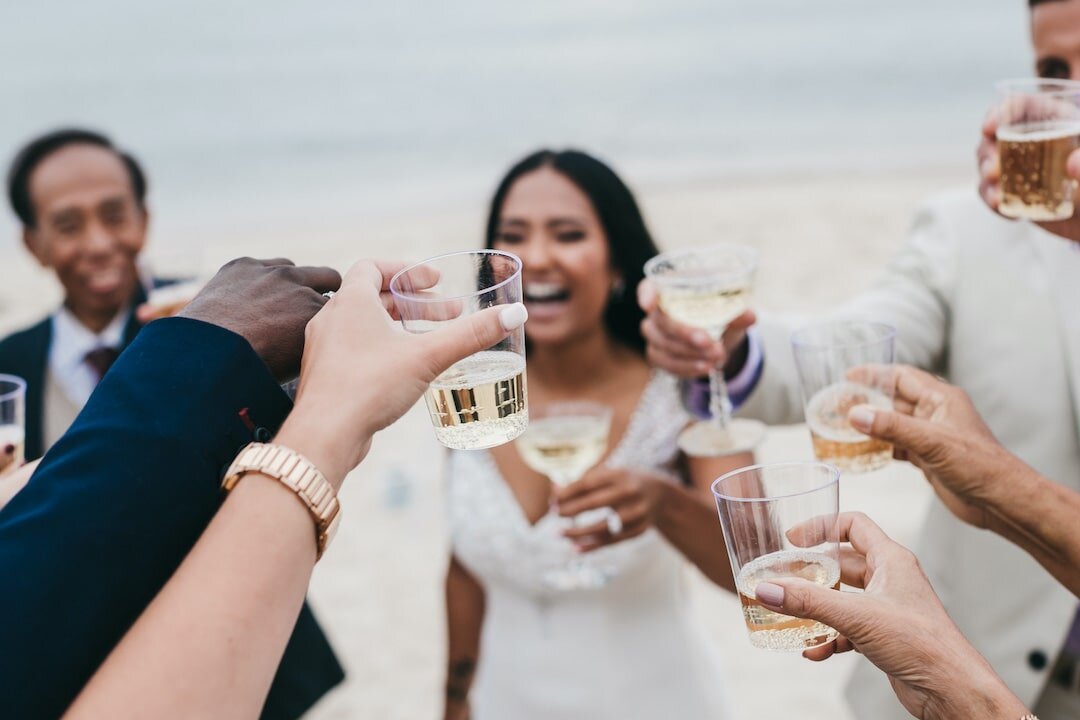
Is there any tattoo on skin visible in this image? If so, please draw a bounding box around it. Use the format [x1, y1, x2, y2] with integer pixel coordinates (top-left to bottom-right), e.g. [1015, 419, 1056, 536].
[446, 657, 476, 702]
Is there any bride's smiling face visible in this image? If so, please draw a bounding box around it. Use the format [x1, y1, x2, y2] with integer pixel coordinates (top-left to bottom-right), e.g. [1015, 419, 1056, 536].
[492, 167, 620, 346]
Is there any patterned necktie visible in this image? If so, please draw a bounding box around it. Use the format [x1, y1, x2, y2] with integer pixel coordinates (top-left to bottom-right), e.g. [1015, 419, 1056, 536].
[84, 346, 120, 382]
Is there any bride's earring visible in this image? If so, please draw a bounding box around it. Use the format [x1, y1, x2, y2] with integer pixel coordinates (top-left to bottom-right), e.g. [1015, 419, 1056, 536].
[610, 277, 626, 301]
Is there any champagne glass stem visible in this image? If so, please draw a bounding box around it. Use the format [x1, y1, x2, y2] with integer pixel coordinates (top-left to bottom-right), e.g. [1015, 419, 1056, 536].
[554, 470, 602, 587]
[707, 328, 734, 431]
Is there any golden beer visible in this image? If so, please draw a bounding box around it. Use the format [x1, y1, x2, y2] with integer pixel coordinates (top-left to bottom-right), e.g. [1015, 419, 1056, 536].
[805, 381, 892, 473]
[998, 122, 1080, 221]
[736, 549, 840, 651]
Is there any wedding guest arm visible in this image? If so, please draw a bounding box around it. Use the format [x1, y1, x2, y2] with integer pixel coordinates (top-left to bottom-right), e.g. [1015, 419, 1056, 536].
[63, 259, 526, 719]
[849, 364, 1080, 598]
[443, 555, 485, 720]
[0, 258, 344, 720]
[753, 512, 1031, 720]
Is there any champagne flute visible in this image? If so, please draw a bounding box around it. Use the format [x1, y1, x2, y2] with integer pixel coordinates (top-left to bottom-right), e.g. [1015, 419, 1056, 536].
[516, 401, 614, 589]
[644, 243, 766, 457]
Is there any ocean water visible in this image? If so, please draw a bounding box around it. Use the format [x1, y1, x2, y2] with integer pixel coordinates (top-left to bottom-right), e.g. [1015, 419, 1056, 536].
[0, 0, 1031, 251]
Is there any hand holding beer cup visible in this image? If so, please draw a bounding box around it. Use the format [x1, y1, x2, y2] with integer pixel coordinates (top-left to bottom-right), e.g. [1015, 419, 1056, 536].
[979, 79, 1080, 240]
[636, 277, 757, 379]
[844, 365, 1028, 529]
[751, 512, 1028, 720]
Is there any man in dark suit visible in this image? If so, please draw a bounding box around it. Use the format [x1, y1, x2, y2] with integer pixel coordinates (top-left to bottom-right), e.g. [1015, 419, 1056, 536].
[0, 258, 346, 719]
[0, 128, 166, 460]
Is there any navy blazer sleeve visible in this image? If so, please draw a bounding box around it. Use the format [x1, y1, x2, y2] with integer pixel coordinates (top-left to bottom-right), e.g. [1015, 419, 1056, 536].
[0, 318, 343, 719]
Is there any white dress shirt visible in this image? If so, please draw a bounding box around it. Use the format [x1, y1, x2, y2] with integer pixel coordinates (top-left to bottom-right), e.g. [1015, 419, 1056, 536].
[49, 305, 129, 407]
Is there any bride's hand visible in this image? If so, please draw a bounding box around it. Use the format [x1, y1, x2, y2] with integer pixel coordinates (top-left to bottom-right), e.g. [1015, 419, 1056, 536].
[554, 467, 666, 551]
[277, 259, 527, 488]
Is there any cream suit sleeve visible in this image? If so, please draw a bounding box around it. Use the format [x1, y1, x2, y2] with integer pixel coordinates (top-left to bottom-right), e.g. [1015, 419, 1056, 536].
[736, 197, 958, 425]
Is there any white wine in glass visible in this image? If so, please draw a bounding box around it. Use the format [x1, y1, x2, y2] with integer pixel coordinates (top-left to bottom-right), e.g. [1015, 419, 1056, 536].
[391, 250, 529, 451]
[516, 401, 614, 589]
[426, 350, 528, 451]
[0, 375, 26, 477]
[517, 412, 609, 486]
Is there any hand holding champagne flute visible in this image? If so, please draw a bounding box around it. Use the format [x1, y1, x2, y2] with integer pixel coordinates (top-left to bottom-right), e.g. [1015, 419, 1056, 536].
[643, 244, 766, 457]
[516, 401, 614, 588]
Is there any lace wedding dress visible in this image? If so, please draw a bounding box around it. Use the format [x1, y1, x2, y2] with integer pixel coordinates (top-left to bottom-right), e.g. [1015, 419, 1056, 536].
[447, 372, 734, 719]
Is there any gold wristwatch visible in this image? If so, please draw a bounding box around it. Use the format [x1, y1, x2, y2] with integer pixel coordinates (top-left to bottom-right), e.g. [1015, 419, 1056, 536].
[222, 442, 341, 560]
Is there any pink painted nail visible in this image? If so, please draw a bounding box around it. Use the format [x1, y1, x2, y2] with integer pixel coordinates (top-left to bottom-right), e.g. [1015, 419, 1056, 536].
[756, 582, 785, 607]
[848, 406, 875, 433]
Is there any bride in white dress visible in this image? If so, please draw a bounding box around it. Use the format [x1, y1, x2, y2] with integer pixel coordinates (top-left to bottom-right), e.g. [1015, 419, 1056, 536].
[442, 150, 754, 720]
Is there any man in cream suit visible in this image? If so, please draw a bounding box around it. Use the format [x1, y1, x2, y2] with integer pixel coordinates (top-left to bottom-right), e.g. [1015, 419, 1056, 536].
[640, 3, 1080, 714]
[733, 192, 1080, 718]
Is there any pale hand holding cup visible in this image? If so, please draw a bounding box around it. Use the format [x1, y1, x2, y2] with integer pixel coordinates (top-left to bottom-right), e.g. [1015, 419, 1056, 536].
[844, 364, 1027, 528]
[753, 512, 1028, 720]
[277, 259, 528, 489]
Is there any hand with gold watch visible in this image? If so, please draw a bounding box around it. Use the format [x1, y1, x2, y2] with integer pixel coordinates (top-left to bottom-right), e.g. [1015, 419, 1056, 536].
[63, 258, 528, 720]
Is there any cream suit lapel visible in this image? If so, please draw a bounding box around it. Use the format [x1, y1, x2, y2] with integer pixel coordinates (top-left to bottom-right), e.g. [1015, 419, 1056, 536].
[1030, 225, 1080, 439]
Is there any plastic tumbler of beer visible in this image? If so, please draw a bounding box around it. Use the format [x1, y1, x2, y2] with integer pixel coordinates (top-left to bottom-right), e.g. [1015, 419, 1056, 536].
[390, 250, 528, 450]
[996, 78, 1080, 221]
[0, 375, 26, 476]
[790, 321, 896, 474]
[712, 462, 841, 651]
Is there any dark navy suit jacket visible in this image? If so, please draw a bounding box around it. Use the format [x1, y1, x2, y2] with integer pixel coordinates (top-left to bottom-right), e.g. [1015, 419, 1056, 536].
[0, 318, 344, 718]
[0, 283, 157, 461]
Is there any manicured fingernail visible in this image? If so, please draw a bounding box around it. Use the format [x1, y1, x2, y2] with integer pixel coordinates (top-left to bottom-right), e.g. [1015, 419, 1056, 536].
[500, 303, 528, 331]
[696, 361, 710, 374]
[693, 332, 710, 347]
[980, 158, 994, 176]
[756, 582, 785, 607]
[848, 405, 875, 433]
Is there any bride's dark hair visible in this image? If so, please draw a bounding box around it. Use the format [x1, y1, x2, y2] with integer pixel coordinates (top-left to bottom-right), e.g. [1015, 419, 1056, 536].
[484, 149, 659, 356]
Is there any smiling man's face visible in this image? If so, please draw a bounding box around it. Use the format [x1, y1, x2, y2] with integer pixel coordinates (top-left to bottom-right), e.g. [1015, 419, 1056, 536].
[23, 143, 147, 331]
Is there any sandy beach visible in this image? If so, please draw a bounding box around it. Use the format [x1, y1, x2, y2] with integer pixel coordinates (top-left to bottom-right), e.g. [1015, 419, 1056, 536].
[0, 167, 963, 718]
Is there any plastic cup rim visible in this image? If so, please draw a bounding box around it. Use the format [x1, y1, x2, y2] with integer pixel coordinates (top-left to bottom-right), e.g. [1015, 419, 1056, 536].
[996, 77, 1080, 97]
[790, 320, 897, 351]
[388, 249, 523, 304]
[0, 374, 27, 404]
[711, 460, 840, 503]
[644, 242, 760, 282]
